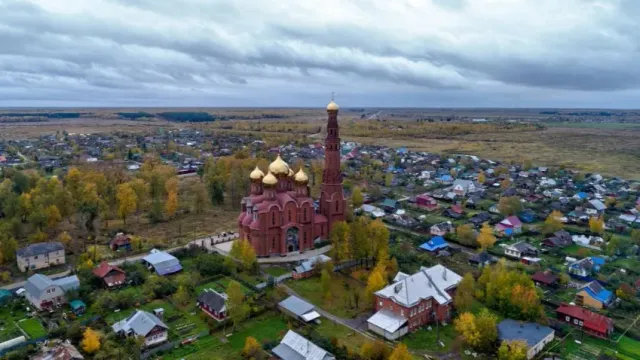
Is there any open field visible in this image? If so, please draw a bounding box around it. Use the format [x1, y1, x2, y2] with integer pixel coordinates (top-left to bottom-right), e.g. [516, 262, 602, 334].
[196, 276, 254, 296]
[226, 312, 288, 349]
[17, 318, 47, 339]
[288, 273, 370, 319]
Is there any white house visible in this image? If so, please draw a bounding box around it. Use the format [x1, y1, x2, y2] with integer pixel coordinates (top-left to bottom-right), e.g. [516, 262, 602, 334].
[112, 310, 169, 348]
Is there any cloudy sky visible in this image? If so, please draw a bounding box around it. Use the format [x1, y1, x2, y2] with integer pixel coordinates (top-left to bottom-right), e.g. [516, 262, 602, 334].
[1, 0, 639, 108]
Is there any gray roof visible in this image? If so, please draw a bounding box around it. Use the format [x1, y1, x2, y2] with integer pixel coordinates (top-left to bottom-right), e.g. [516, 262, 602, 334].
[143, 249, 182, 275]
[112, 310, 168, 337]
[589, 199, 606, 211]
[16, 242, 64, 257]
[376, 264, 462, 307]
[197, 289, 226, 313]
[498, 319, 554, 348]
[272, 330, 334, 360]
[279, 296, 315, 317]
[25, 274, 55, 298]
[53, 275, 80, 292]
[294, 255, 331, 274]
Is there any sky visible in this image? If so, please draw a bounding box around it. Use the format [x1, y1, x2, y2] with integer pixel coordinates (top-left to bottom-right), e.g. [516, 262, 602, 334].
[1, 0, 639, 108]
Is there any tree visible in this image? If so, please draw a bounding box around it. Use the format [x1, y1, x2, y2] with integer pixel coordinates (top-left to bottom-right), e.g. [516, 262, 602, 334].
[477, 171, 486, 184]
[455, 310, 498, 353]
[352, 186, 364, 208]
[498, 340, 528, 360]
[44, 205, 62, 231]
[389, 343, 411, 360]
[191, 181, 209, 214]
[227, 280, 249, 330]
[542, 211, 564, 235]
[350, 216, 370, 259]
[500, 178, 511, 189]
[368, 219, 390, 259]
[116, 183, 137, 224]
[81, 328, 101, 353]
[456, 224, 477, 247]
[605, 196, 617, 208]
[455, 273, 475, 313]
[589, 216, 604, 234]
[165, 190, 178, 218]
[0, 238, 18, 263]
[231, 239, 257, 271]
[365, 266, 386, 302]
[330, 221, 351, 262]
[173, 285, 191, 306]
[498, 196, 522, 216]
[321, 269, 332, 304]
[455, 312, 480, 348]
[477, 223, 496, 250]
[631, 229, 640, 245]
[242, 336, 262, 359]
[360, 340, 390, 360]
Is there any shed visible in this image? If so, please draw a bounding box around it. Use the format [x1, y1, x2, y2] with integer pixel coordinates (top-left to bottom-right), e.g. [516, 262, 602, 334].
[69, 300, 86, 315]
[278, 295, 321, 323]
[143, 249, 182, 275]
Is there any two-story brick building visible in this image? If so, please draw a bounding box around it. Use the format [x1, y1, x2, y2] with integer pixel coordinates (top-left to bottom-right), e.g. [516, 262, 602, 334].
[16, 242, 65, 272]
[367, 264, 462, 340]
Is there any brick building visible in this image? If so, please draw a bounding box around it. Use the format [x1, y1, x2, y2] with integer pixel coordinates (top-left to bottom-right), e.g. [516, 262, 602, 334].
[238, 100, 346, 257]
[367, 265, 462, 340]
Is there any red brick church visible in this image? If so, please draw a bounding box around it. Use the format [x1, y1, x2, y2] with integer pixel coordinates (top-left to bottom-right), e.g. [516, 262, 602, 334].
[237, 100, 346, 257]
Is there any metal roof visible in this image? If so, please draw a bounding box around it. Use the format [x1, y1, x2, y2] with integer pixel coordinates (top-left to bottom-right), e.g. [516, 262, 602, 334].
[16, 242, 64, 257]
[112, 310, 168, 337]
[498, 319, 554, 348]
[143, 249, 182, 275]
[279, 296, 315, 317]
[376, 264, 462, 306]
[273, 330, 334, 360]
[367, 310, 407, 333]
[24, 274, 55, 298]
[53, 275, 80, 292]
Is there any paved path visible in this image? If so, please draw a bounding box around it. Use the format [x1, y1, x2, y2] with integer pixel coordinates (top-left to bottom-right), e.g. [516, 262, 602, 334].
[1, 269, 71, 291]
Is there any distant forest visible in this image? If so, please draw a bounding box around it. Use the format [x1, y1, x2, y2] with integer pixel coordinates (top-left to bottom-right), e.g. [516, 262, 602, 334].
[156, 112, 287, 122]
[0, 112, 82, 118]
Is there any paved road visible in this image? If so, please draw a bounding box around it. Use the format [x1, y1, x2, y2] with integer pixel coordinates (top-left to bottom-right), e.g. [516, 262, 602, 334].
[1, 269, 71, 291]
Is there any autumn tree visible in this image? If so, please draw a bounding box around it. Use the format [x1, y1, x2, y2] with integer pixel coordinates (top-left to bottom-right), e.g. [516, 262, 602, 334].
[477, 171, 486, 184]
[44, 205, 62, 232]
[330, 221, 351, 262]
[541, 211, 564, 235]
[350, 216, 370, 259]
[191, 180, 209, 214]
[455, 312, 480, 348]
[116, 183, 137, 224]
[589, 216, 604, 234]
[231, 238, 257, 271]
[500, 177, 511, 189]
[129, 178, 149, 219]
[242, 336, 262, 359]
[455, 309, 498, 353]
[352, 186, 364, 208]
[455, 273, 476, 313]
[365, 266, 386, 302]
[321, 268, 332, 304]
[0, 238, 18, 263]
[164, 190, 178, 218]
[360, 340, 390, 360]
[368, 219, 390, 260]
[456, 224, 477, 247]
[498, 196, 522, 216]
[389, 343, 412, 360]
[172, 285, 191, 306]
[498, 340, 528, 360]
[477, 223, 497, 250]
[81, 327, 101, 353]
[227, 280, 249, 330]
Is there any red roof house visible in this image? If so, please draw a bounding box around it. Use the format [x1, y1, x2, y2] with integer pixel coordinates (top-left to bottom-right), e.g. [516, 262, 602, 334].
[495, 216, 523, 235]
[556, 303, 613, 338]
[531, 270, 559, 287]
[93, 262, 126, 288]
[110, 233, 131, 251]
[416, 194, 438, 210]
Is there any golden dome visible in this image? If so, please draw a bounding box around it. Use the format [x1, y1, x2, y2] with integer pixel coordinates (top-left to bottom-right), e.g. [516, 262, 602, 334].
[288, 168, 294, 177]
[268, 155, 290, 175]
[327, 100, 339, 111]
[249, 166, 264, 180]
[294, 168, 309, 183]
[262, 171, 278, 186]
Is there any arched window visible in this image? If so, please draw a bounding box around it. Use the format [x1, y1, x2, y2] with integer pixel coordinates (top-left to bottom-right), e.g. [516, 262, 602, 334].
[303, 208, 307, 221]
[272, 238, 275, 249]
[335, 201, 339, 212]
[288, 209, 292, 222]
[272, 212, 275, 225]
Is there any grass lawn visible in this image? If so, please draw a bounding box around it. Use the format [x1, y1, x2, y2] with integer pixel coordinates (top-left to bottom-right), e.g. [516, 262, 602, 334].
[158, 335, 241, 360]
[263, 266, 291, 277]
[315, 320, 371, 353]
[226, 312, 288, 349]
[403, 322, 457, 352]
[288, 274, 370, 319]
[0, 306, 34, 342]
[617, 336, 640, 359]
[17, 318, 47, 339]
[196, 276, 253, 296]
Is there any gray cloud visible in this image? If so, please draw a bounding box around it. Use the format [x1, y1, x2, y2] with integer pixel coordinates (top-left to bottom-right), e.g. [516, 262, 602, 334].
[1, 0, 640, 107]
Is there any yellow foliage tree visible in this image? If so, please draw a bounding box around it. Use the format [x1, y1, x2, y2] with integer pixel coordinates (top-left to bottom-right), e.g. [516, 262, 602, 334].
[352, 186, 364, 208]
[164, 190, 178, 218]
[589, 216, 604, 234]
[81, 327, 101, 353]
[454, 273, 475, 313]
[44, 205, 62, 231]
[367, 219, 390, 259]
[498, 340, 528, 360]
[330, 221, 351, 262]
[455, 312, 480, 347]
[116, 183, 138, 224]
[389, 343, 412, 360]
[360, 340, 390, 360]
[500, 178, 511, 189]
[542, 210, 564, 235]
[242, 336, 261, 359]
[477, 171, 486, 184]
[477, 223, 496, 250]
[365, 267, 386, 302]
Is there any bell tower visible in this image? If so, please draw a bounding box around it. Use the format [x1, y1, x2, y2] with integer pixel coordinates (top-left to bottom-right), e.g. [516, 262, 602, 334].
[320, 97, 346, 233]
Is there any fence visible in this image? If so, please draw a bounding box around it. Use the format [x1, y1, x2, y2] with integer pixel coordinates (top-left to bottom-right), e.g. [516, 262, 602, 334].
[0, 335, 47, 356]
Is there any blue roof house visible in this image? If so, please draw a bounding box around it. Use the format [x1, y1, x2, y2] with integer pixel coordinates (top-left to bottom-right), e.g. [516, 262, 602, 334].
[419, 236, 448, 253]
[498, 319, 555, 359]
[577, 281, 613, 309]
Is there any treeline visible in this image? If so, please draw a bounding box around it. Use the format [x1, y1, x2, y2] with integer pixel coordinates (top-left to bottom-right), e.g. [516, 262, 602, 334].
[0, 112, 82, 118]
[117, 112, 154, 120]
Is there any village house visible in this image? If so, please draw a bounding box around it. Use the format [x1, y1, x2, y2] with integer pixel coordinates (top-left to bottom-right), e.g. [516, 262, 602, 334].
[293, 254, 331, 280]
[110, 233, 132, 251]
[468, 251, 497, 268]
[531, 270, 559, 288]
[24, 274, 80, 311]
[504, 241, 538, 259]
[498, 319, 555, 359]
[469, 212, 492, 227]
[418, 236, 448, 254]
[569, 257, 604, 280]
[430, 221, 455, 236]
[451, 179, 475, 196]
[92, 262, 126, 288]
[576, 281, 613, 310]
[16, 242, 65, 273]
[112, 310, 169, 347]
[142, 249, 183, 275]
[415, 194, 438, 210]
[273, 330, 335, 360]
[278, 295, 321, 323]
[197, 289, 227, 321]
[33, 340, 84, 360]
[495, 216, 523, 235]
[542, 230, 573, 248]
[585, 199, 607, 216]
[556, 304, 613, 338]
[367, 265, 462, 340]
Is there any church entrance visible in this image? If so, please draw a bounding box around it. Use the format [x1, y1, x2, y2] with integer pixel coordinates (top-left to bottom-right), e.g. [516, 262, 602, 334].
[286, 227, 300, 253]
